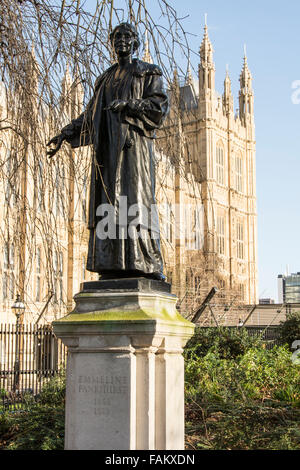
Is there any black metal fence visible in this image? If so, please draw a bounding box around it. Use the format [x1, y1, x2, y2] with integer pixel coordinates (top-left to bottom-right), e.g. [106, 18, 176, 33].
[240, 325, 281, 349]
[199, 325, 281, 350]
[0, 324, 67, 412]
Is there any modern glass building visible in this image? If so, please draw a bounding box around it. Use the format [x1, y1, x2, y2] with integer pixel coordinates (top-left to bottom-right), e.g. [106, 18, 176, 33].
[278, 273, 300, 304]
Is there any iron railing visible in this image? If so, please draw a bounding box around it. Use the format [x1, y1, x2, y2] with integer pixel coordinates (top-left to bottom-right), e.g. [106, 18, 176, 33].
[198, 325, 281, 350]
[0, 323, 67, 411]
[241, 325, 281, 349]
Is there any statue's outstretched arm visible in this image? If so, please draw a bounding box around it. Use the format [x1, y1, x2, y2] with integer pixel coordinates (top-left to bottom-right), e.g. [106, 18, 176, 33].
[47, 82, 99, 158]
[46, 133, 65, 158]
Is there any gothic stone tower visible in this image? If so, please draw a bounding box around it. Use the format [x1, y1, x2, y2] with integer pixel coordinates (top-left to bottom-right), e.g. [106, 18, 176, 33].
[161, 24, 258, 305]
[197, 25, 257, 304]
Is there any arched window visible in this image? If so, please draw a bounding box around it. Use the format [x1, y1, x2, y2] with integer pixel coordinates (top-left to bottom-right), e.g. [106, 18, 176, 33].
[236, 220, 244, 260]
[194, 275, 201, 293]
[55, 165, 65, 217]
[5, 150, 12, 204]
[53, 250, 64, 303]
[37, 161, 44, 212]
[185, 205, 190, 248]
[217, 215, 225, 255]
[216, 145, 225, 185]
[235, 153, 243, 193]
[194, 207, 203, 250]
[82, 176, 87, 223]
[164, 201, 173, 244]
[238, 283, 245, 301]
[2, 243, 15, 301]
[5, 150, 17, 207]
[82, 255, 86, 281]
[35, 246, 42, 302]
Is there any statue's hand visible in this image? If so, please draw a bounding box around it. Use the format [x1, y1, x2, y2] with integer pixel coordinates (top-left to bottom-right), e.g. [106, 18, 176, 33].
[105, 100, 128, 113]
[127, 99, 147, 117]
[46, 134, 65, 158]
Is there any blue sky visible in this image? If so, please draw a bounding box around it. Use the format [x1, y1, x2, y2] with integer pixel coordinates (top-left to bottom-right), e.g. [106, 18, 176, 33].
[83, 0, 300, 301]
[167, 0, 300, 301]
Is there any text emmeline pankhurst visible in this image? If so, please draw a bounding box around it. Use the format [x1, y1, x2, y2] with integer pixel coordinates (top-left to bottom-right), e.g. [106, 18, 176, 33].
[78, 375, 128, 395]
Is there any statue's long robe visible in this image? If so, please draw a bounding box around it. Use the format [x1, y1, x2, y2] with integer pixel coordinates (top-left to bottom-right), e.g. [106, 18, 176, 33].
[61, 59, 169, 276]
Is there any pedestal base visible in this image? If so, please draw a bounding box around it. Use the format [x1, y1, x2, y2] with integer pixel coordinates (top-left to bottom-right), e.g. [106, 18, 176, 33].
[52, 279, 194, 450]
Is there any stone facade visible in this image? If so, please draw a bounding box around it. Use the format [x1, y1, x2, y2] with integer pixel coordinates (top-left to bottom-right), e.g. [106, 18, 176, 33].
[157, 25, 258, 307]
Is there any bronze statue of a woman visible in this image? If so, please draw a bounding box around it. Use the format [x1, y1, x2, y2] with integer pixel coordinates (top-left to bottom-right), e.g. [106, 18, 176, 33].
[47, 23, 169, 281]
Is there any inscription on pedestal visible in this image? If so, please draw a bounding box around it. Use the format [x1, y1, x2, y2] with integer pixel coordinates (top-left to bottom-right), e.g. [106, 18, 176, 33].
[66, 353, 135, 450]
[78, 375, 129, 417]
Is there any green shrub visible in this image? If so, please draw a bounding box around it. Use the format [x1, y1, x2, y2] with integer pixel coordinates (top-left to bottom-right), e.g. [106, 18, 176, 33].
[185, 344, 300, 450]
[278, 311, 300, 349]
[0, 370, 65, 450]
[185, 327, 262, 359]
[185, 345, 300, 405]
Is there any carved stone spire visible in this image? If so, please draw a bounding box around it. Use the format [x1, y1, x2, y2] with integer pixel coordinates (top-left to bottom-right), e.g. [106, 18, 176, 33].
[142, 32, 153, 64]
[239, 47, 254, 121]
[60, 63, 73, 119]
[72, 62, 84, 116]
[223, 66, 234, 114]
[239, 47, 253, 91]
[186, 64, 193, 86]
[198, 19, 215, 91]
[29, 43, 39, 95]
[61, 63, 72, 97]
[199, 24, 214, 67]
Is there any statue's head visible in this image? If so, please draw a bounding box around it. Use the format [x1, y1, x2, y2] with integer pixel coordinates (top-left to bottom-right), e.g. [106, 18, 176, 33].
[110, 23, 140, 56]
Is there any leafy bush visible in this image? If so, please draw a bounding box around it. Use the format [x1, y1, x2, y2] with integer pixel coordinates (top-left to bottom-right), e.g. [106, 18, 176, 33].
[185, 327, 262, 359]
[279, 311, 300, 349]
[0, 370, 65, 450]
[185, 345, 300, 450]
[185, 345, 300, 405]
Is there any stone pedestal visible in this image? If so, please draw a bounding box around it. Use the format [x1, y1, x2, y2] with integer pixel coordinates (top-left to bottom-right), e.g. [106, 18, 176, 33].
[52, 278, 194, 450]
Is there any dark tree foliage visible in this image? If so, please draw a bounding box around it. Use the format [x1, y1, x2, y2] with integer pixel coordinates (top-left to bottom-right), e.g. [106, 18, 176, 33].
[279, 311, 300, 349]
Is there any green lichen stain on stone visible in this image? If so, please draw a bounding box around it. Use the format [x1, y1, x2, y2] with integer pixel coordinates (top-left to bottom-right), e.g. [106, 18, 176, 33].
[53, 307, 191, 326]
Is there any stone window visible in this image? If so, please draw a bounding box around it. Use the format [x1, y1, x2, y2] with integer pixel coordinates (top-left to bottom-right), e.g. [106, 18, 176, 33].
[185, 205, 203, 250]
[165, 202, 173, 244]
[185, 205, 191, 249]
[81, 176, 87, 223]
[218, 279, 226, 299]
[82, 255, 86, 281]
[35, 246, 42, 302]
[2, 243, 15, 301]
[216, 145, 225, 185]
[235, 154, 243, 193]
[238, 283, 245, 301]
[55, 165, 65, 217]
[37, 160, 44, 212]
[5, 150, 12, 205]
[237, 221, 244, 260]
[194, 207, 203, 250]
[194, 275, 201, 293]
[217, 215, 225, 255]
[53, 250, 64, 303]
